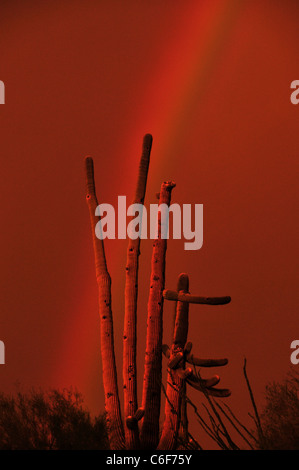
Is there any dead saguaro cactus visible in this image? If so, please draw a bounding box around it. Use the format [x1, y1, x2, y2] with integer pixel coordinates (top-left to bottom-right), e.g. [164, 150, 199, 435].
[159, 273, 231, 450]
[85, 156, 125, 450]
[140, 180, 176, 449]
[84, 134, 231, 450]
[123, 134, 152, 449]
[158, 273, 190, 450]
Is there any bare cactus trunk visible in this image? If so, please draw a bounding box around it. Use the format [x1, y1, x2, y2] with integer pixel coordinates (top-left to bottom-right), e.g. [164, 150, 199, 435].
[123, 134, 152, 449]
[158, 273, 189, 450]
[140, 181, 176, 449]
[85, 157, 125, 450]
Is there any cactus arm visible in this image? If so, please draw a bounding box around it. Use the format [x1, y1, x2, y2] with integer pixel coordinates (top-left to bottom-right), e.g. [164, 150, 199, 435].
[162, 344, 171, 359]
[186, 354, 228, 367]
[158, 274, 189, 450]
[163, 290, 231, 305]
[177, 367, 193, 379]
[140, 181, 175, 449]
[126, 408, 145, 430]
[85, 156, 125, 450]
[186, 372, 231, 397]
[123, 134, 152, 449]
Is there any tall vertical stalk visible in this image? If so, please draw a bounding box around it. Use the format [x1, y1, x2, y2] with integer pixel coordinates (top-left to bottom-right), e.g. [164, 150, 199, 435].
[123, 134, 152, 449]
[140, 180, 176, 449]
[158, 273, 189, 450]
[85, 156, 125, 450]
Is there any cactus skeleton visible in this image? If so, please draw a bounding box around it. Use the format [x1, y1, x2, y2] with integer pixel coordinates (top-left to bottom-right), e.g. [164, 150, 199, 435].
[84, 134, 231, 450]
[140, 180, 176, 449]
[85, 157, 125, 450]
[158, 273, 189, 450]
[123, 134, 152, 449]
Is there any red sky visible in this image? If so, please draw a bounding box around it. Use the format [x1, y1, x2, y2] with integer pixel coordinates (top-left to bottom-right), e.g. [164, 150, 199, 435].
[0, 0, 298, 447]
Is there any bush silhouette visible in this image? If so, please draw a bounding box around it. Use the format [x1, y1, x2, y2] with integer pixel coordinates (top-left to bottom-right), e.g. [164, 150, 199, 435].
[0, 388, 108, 450]
[259, 369, 299, 450]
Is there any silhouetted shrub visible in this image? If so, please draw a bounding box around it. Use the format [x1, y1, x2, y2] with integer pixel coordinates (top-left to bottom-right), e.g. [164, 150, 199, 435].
[0, 388, 109, 449]
[259, 369, 299, 450]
